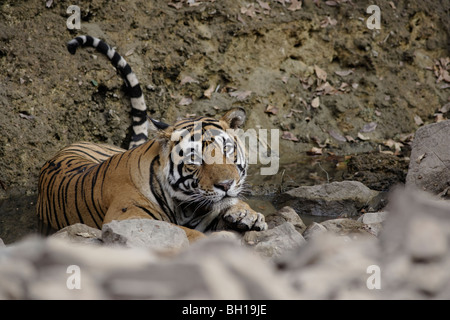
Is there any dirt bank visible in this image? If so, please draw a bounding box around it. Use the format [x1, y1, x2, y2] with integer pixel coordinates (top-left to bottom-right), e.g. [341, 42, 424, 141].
[0, 0, 449, 199]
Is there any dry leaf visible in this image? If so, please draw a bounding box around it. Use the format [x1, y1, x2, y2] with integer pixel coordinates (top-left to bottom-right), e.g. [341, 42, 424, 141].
[288, 0, 302, 11]
[325, 1, 338, 6]
[281, 131, 299, 142]
[440, 103, 450, 113]
[179, 97, 193, 106]
[416, 153, 426, 164]
[335, 70, 353, 77]
[241, 4, 257, 18]
[204, 84, 215, 99]
[361, 122, 377, 133]
[414, 115, 424, 126]
[314, 65, 327, 82]
[307, 147, 323, 155]
[329, 129, 346, 142]
[345, 135, 355, 143]
[389, 1, 396, 9]
[125, 48, 135, 57]
[435, 113, 445, 123]
[229, 90, 252, 101]
[316, 82, 336, 95]
[281, 75, 289, 84]
[311, 97, 320, 108]
[257, 0, 271, 11]
[264, 105, 279, 115]
[357, 132, 370, 141]
[168, 2, 183, 9]
[180, 76, 199, 86]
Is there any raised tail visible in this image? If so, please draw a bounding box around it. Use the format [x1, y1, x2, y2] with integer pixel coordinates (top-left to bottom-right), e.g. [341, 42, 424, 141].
[67, 35, 148, 149]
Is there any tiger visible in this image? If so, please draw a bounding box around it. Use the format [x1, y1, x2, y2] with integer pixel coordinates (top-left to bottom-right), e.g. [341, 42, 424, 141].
[37, 35, 267, 241]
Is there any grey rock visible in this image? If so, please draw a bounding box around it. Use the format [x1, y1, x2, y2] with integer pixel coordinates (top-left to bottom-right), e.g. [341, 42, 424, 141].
[243, 222, 306, 258]
[406, 216, 447, 262]
[406, 120, 450, 197]
[302, 222, 328, 240]
[320, 218, 373, 239]
[358, 211, 388, 225]
[0, 238, 4, 247]
[51, 223, 102, 245]
[102, 219, 189, 251]
[278, 181, 379, 217]
[265, 206, 307, 234]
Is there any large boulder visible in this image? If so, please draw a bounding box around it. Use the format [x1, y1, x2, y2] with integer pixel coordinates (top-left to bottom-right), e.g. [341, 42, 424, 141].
[406, 120, 450, 197]
[277, 181, 380, 217]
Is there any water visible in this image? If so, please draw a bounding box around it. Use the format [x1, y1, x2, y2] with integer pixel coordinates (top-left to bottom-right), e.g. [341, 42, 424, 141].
[0, 155, 344, 244]
[0, 195, 42, 244]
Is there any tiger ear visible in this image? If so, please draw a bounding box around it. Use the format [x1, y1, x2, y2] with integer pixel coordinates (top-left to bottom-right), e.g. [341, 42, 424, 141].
[221, 107, 246, 129]
[149, 117, 173, 142]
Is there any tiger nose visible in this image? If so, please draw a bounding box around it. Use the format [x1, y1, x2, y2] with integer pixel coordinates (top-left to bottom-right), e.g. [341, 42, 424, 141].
[214, 179, 234, 192]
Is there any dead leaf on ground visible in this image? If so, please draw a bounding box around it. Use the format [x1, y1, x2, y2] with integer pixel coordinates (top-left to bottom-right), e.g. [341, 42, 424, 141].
[168, 2, 183, 10]
[229, 90, 252, 101]
[203, 84, 215, 99]
[414, 115, 424, 126]
[241, 4, 257, 18]
[307, 147, 323, 156]
[179, 97, 193, 106]
[180, 76, 199, 86]
[314, 65, 327, 82]
[329, 129, 347, 142]
[325, 1, 338, 6]
[360, 122, 377, 133]
[125, 48, 135, 57]
[320, 16, 337, 28]
[288, 0, 302, 11]
[311, 97, 320, 108]
[264, 105, 279, 115]
[257, 0, 271, 11]
[335, 69, 353, 77]
[281, 131, 299, 142]
[357, 132, 370, 141]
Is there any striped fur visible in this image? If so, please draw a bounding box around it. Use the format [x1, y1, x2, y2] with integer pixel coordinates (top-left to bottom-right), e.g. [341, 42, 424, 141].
[37, 109, 267, 235]
[67, 35, 148, 149]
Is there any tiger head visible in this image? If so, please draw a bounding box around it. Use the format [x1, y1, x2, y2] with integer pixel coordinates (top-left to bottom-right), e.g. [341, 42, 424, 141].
[152, 108, 248, 213]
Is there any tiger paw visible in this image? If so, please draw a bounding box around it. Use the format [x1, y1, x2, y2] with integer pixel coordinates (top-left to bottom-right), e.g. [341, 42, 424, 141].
[222, 203, 268, 232]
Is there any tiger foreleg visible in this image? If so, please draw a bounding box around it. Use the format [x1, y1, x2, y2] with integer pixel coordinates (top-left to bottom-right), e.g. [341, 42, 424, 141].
[219, 201, 267, 232]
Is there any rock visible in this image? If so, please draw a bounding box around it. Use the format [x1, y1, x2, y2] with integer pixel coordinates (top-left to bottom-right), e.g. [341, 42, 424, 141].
[358, 211, 388, 224]
[406, 216, 447, 262]
[302, 222, 328, 240]
[406, 120, 450, 197]
[357, 212, 388, 237]
[51, 223, 102, 245]
[0, 238, 4, 247]
[276, 233, 380, 299]
[108, 237, 300, 299]
[320, 218, 373, 238]
[102, 219, 189, 251]
[243, 222, 306, 259]
[278, 181, 379, 217]
[265, 206, 307, 234]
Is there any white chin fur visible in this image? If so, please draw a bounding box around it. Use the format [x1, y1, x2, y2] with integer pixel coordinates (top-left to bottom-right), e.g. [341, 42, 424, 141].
[211, 197, 238, 212]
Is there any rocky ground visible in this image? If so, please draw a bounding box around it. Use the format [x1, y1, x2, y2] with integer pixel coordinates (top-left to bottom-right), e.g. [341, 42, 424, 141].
[1, 120, 450, 299]
[0, 0, 450, 300]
